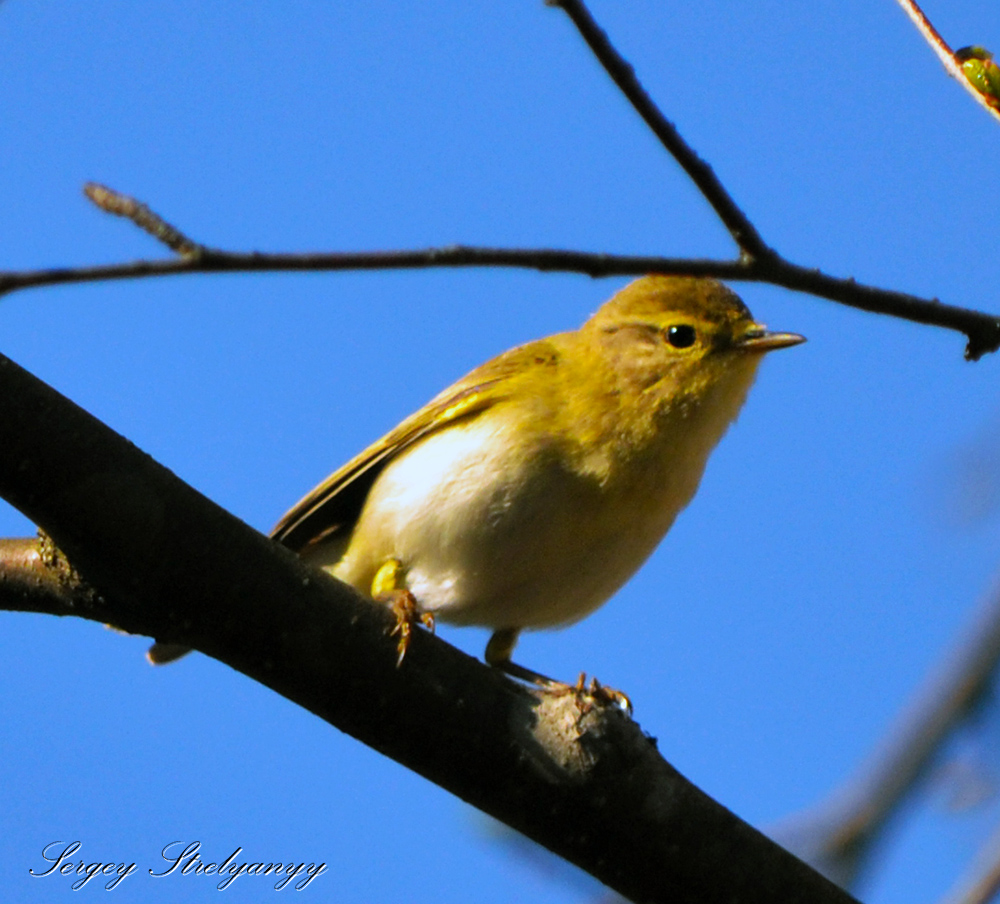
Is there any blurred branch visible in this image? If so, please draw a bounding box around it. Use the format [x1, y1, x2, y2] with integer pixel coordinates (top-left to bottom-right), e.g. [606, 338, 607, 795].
[939, 820, 1000, 904]
[893, 0, 1000, 121]
[772, 578, 1000, 889]
[0, 351, 858, 904]
[0, 183, 997, 360]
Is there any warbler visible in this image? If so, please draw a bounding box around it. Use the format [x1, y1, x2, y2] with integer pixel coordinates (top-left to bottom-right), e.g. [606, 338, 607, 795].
[255, 275, 803, 685]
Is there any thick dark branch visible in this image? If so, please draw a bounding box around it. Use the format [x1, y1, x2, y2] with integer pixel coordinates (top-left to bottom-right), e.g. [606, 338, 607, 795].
[0, 351, 858, 904]
[548, 0, 773, 260]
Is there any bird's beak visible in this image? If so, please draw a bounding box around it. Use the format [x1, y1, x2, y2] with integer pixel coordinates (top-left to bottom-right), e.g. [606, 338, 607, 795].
[736, 326, 806, 353]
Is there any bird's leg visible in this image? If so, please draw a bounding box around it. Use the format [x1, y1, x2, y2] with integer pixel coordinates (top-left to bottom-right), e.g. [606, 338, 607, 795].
[485, 627, 550, 683]
[371, 558, 434, 666]
[484, 628, 632, 715]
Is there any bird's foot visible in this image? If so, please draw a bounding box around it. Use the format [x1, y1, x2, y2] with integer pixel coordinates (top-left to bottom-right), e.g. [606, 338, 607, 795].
[506, 665, 632, 716]
[382, 590, 435, 666]
[371, 558, 433, 666]
[484, 629, 631, 715]
[568, 672, 632, 716]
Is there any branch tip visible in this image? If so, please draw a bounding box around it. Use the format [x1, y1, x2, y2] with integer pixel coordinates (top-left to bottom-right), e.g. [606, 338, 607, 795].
[83, 182, 203, 257]
[894, 0, 1000, 122]
[965, 325, 1000, 362]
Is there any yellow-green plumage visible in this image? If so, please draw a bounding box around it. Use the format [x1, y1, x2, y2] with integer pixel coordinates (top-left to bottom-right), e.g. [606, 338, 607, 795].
[269, 275, 802, 663]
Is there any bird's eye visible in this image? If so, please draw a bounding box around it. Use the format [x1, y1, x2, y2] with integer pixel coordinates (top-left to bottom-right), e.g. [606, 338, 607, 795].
[666, 324, 697, 349]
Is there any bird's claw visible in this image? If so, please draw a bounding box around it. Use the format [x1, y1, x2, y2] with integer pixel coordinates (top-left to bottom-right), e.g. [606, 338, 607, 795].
[570, 672, 633, 716]
[381, 589, 435, 666]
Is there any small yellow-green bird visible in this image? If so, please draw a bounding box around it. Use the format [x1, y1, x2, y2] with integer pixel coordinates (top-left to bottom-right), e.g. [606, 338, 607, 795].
[258, 275, 803, 686]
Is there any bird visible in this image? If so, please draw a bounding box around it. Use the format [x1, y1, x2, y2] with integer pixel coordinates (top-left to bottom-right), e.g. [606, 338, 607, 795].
[182, 275, 802, 695]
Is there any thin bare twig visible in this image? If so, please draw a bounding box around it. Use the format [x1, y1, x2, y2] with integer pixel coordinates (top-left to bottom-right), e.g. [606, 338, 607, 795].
[0, 240, 745, 294]
[548, 0, 773, 262]
[894, 0, 1000, 122]
[0, 3, 994, 361]
[84, 183, 204, 256]
[2, 202, 997, 360]
[772, 577, 1000, 888]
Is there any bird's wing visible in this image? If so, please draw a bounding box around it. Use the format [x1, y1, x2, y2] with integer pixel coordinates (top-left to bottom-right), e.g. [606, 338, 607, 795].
[269, 338, 561, 553]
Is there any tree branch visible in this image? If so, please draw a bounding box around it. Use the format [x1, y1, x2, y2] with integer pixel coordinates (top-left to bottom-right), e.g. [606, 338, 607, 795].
[893, 0, 1000, 122]
[0, 535, 93, 618]
[83, 182, 203, 255]
[548, 0, 773, 261]
[0, 351, 859, 904]
[939, 820, 1000, 904]
[772, 576, 1000, 887]
[3, 0, 999, 364]
[2, 188, 998, 360]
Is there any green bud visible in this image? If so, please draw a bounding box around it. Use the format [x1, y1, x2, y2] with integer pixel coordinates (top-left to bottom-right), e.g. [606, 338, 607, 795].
[956, 45, 1000, 109]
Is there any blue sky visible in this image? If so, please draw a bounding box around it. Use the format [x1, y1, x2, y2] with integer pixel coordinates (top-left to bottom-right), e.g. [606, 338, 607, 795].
[3, 2, 1000, 902]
